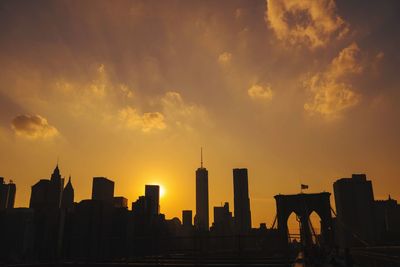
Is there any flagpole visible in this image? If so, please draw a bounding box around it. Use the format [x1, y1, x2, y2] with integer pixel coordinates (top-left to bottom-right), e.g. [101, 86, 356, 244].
[299, 178, 302, 194]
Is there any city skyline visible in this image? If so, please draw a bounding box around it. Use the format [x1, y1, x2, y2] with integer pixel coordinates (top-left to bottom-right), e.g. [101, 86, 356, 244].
[2, 160, 399, 264]
[1, 158, 395, 231]
[1, 0, 400, 229]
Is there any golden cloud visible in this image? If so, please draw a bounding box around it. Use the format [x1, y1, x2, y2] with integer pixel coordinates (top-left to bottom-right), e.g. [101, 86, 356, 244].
[304, 43, 363, 116]
[120, 85, 134, 99]
[329, 43, 364, 78]
[248, 84, 273, 100]
[88, 64, 107, 98]
[161, 91, 208, 130]
[218, 52, 232, 65]
[53, 64, 136, 119]
[118, 107, 166, 132]
[265, 0, 348, 49]
[118, 91, 207, 133]
[11, 114, 59, 139]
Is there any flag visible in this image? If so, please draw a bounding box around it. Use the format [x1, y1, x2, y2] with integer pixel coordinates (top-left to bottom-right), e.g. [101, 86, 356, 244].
[301, 184, 309, 190]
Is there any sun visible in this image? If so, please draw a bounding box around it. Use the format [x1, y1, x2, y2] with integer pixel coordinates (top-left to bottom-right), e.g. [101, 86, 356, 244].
[147, 179, 166, 198]
[159, 185, 166, 198]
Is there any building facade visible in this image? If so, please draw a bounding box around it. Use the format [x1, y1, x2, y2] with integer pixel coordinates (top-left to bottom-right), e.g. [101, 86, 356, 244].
[233, 168, 252, 234]
[145, 185, 160, 215]
[92, 177, 114, 203]
[195, 165, 209, 231]
[0, 178, 16, 209]
[333, 174, 376, 248]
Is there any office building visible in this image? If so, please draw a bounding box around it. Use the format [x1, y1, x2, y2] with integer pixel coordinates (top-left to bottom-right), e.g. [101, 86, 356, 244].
[48, 164, 64, 208]
[132, 196, 147, 216]
[233, 168, 252, 233]
[61, 176, 74, 209]
[0, 178, 16, 209]
[92, 177, 114, 203]
[30, 165, 65, 210]
[212, 202, 233, 234]
[145, 185, 160, 215]
[195, 148, 209, 231]
[113, 196, 128, 209]
[182, 210, 193, 227]
[333, 174, 376, 248]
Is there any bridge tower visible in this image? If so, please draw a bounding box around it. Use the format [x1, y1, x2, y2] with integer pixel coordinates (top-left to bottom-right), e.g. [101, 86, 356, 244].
[274, 192, 333, 248]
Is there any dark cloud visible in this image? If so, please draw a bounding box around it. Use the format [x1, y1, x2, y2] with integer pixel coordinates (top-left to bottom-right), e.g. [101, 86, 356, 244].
[11, 114, 59, 139]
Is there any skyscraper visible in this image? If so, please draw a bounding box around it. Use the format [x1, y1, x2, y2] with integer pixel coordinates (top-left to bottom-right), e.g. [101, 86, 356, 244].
[0, 177, 16, 209]
[182, 210, 193, 227]
[212, 202, 234, 234]
[145, 185, 160, 215]
[30, 179, 50, 209]
[6, 182, 16, 209]
[333, 174, 376, 248]
[61, 176, 74, 209]
[48, 164, 65, 208]
[233, 168, 252, 234]
[92, 177, 114, 203]
[195, 148, 209, 231]
[29, 164, 64, 209]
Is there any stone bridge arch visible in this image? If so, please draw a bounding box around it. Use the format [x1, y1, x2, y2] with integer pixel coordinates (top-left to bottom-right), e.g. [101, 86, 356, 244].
[274, 192, 333, 247]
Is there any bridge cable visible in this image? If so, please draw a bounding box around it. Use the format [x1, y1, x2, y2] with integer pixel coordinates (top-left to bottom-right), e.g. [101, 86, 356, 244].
[330, 207, 370, 247]
[271, 214, 277, 229]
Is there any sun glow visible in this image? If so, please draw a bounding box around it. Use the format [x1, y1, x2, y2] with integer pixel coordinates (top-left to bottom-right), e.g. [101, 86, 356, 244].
[149, 182, 166, 198]
[159, 185, 166, 198]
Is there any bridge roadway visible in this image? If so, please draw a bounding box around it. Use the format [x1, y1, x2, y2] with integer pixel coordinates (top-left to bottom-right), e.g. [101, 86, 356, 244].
[6, 247, 399, 267]
[350, 246, 400, 267]
[6, 254, 294, 267]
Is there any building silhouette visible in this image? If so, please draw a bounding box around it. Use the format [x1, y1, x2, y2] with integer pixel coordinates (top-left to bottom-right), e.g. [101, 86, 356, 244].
[233, 168, 252, 233]
[182, 210, 193, 227]
[145, 185, 160, 215]
[61, 176, 74, 209]
[30, 179, 50, 209]
[92, 177, 114, 203]
[195, 148, 209, 231]
[132, 195, 147, 216]
[0, 208, 35, 261]
[113, 196, 128, 208]
[212, 202, 234, 235]
[48, 164, 65, 208]
[333, 174, 376, 248]
[27, 165, 67, 261]
[29, 165, 65, 209]
[68, 199, 115, 260]
[4, 159, 400, 264]
[374, 195, 400, 244]
[0, 178, 16, 209]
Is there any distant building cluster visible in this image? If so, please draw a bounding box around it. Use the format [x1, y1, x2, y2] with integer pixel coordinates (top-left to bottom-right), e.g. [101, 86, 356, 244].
[333, 174, 400, 247]
[0, 159, 399, 263]
[0, 177, 15, 210]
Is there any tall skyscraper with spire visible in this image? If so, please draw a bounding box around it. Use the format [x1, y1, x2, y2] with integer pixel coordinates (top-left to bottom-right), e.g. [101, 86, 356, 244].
[30, 163, 65, 209]
[195, 148, 209, 231]
[48, 164, 65, 208]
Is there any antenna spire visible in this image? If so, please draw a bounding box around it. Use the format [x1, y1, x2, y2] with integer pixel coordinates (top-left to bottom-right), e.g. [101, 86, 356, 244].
[201, 147, 203, 168]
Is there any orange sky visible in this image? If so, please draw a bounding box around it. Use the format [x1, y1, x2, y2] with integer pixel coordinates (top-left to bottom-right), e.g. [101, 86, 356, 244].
[1, 0, 400, 228]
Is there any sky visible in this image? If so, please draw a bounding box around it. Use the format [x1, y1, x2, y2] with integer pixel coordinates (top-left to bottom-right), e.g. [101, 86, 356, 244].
[1, 0, 400, 228]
